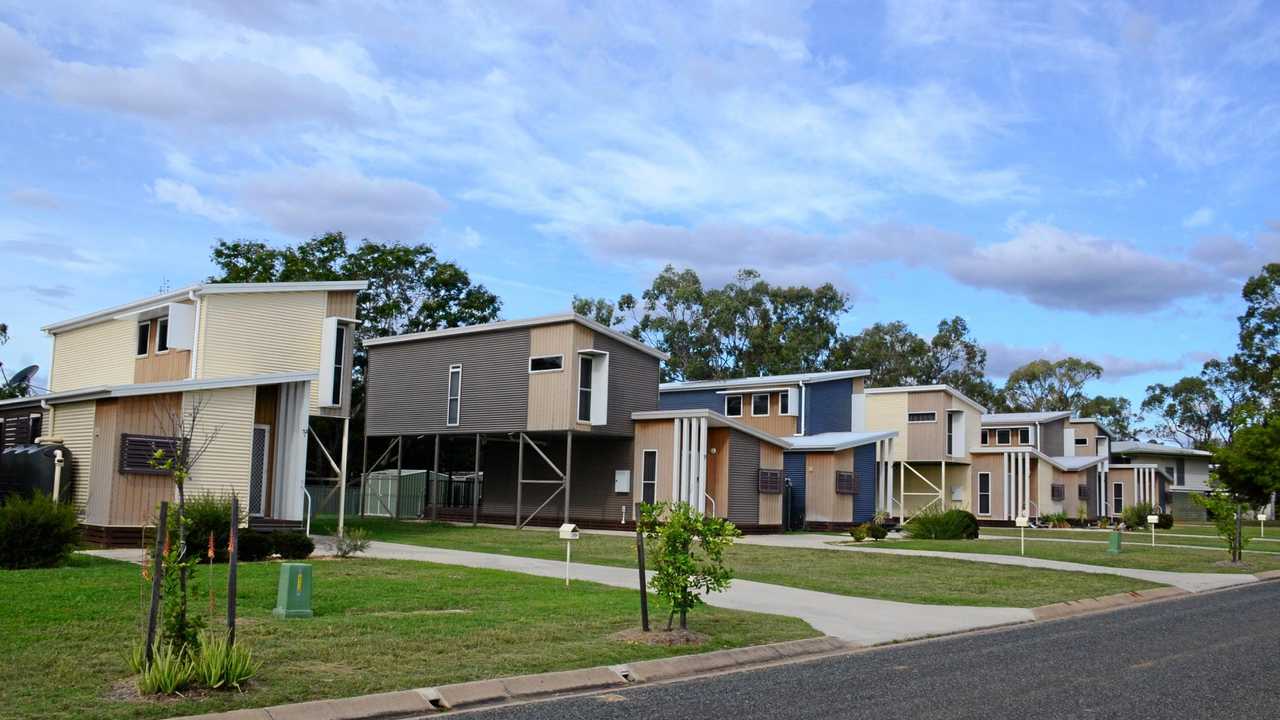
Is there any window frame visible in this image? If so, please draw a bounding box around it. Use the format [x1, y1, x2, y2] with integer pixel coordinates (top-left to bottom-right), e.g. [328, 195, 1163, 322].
[1112, 481, 1124, 514]
[528, 354, 565, 374]
[906, 411, 937, 423]
[641, 449, 658, 504]
[724, 394, 743, 417]
[980, 429, 989, 445]
[155, 317, 170, 354]
[330, 324, 346, 406]
[996, 429, 1011, 446]
[751, 393, 770, 417]
[136, 320, 151, 357]
[1051, 484, 1065, 502]
[446, 364, 462, 427]
[576, 355, 594, 423]
[977, 472, 991, 516]
[778, 391, 789, 416]
[946, 411, 955, 455]
[1018, 427, 1030, 445]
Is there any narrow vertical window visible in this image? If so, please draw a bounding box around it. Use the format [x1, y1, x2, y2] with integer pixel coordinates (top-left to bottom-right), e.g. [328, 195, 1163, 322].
[946, 412, 955, 455]
[977, 472, 991, 515]
[980, 429, 989, 445]
[330, 324, 346, 406]
[446, 364, 462, 426]
[577, 355, 593, 423]
[136, 321, 151, 356]
[1112, 482, 1124, 514]
[642, 449, 657, 504]
[778, 391, 789, 415]
[156, 318, 169, 352]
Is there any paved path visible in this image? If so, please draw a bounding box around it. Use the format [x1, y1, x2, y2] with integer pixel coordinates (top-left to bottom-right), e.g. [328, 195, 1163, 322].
[736, 533, 1256, 593]
[977, 533, 1280, 555]
[314, 537, 1033, 646]
[467, 579, 1280, 720]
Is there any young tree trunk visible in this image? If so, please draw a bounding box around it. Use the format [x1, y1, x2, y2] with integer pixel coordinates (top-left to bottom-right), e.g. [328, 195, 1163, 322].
[666, 610, 675, 631]
[680, 608, 687, 630]
[177, 483, 188, 635]
[1235, 503, 1244, 563]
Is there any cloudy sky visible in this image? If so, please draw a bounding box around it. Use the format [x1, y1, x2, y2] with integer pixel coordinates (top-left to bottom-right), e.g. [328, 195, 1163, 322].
[1, 1, 1277, 405]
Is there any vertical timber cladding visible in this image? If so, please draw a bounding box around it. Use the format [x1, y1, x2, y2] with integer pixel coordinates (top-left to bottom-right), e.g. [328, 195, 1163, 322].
[758, 440, 785, 526]
[107, 393, 183, 526]
[707, 427, 730, 518]
[906, 390, 948, 461]
[633, 419, 675, 504]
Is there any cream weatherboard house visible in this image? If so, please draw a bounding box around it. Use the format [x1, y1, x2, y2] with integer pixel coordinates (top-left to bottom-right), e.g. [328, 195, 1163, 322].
[0, 281, 364, 544]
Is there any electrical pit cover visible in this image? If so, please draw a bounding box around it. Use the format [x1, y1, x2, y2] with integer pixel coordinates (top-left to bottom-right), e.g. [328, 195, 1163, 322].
[559, 523, 580, 540]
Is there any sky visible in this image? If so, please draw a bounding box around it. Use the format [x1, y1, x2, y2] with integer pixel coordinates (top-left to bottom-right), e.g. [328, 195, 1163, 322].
[0, 0, 1277, 408]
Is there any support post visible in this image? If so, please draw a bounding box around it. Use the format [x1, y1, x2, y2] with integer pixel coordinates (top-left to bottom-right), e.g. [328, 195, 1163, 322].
[472, 434, 480, 527]
[227, 496, 239, 646]
[516, 433, 525, 528]
[636, 525, 650, 632]
[564, 432, 573, 524]
[360, 431, 369, 519]
[337, 417, 350, 537]
[432, 434, 440, 521]
[395, 435, 403, 519]
[144, 501, 168, 666]
[898, 459, 905, 521]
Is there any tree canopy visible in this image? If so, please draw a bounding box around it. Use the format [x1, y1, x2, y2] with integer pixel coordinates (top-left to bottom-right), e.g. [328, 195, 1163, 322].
[1001, 358, 1103, 413]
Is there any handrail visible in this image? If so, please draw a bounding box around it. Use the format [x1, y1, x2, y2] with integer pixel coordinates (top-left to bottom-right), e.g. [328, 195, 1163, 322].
[704, 493, 717, 517]
[303, 487, 312, 537]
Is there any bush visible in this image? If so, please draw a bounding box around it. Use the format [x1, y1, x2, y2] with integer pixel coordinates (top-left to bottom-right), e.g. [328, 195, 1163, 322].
[866, 522, 888, 540]
[1042, 512, 1070, 528]
[236, 531, 273, 562]
[271, 531, 314, 559]
[335, 527, 372, 558]
[849, 524, 868, 542]
[637, 501, 741, 630]
[136, 643, 195, 695]
[1156, 513, 1174, 530]
[0, 493, 81, 569]
[904, 508, 980, 540]
[1122, 502, 1154, 529]
[170, 494, 243, 563]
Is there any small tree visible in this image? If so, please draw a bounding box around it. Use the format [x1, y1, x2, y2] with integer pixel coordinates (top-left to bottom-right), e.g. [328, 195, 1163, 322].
[637, 502, 741, 631]
[1194, 490, 1250, 563]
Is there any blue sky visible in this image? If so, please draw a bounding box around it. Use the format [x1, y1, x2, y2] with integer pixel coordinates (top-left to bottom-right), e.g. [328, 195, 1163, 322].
[1, 1, 1277, 408]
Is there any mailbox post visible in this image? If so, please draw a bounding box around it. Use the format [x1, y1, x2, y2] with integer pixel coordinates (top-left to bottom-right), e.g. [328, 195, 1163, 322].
[1147, 514, 1160, 547]
[559, 523, 579, 587]
[1015, 514, 1029, 556]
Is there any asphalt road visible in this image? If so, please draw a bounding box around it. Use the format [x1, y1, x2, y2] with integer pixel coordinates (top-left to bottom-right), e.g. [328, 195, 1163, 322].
[462, 582, 1280, 720]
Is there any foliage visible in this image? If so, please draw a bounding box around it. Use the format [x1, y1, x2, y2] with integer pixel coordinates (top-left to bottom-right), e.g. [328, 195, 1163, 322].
[1078, 395, 1141, 440]
[849, 524, 868, 542]
[1002, 358, 1102, 413]
[236, 531, 273, 561]
[126, 641, 147, 675]
[194, 632, 259, 691]
[571, 295, 627, 327]
[1121, 502, 1154, 530]
[170, 493, 242, 563]
[270, 531, 315, 559]
[1232, 262, 1280, 408]
[1156, 513, 1174, 530]
[903, 508, 980, 540]
[334, 527, 372, 558]
[0, 493, 80, 569]
[1076, 502, 1089, 524]
[1212, 415, 1280, 507]
[1194, 491, 1249, 563]
[871, 510, 891, 527]
[1042, 512, 1070, 529]
[637, 502, 742, 630]
[136, 642, 196, 695]
[865, 522, 888, 540]
[1142, 359, 1252, 449]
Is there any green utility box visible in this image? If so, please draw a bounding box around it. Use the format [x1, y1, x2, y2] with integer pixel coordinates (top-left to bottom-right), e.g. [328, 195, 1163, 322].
[1107, 530, 1122, 554]
[273, 563, 314, 618]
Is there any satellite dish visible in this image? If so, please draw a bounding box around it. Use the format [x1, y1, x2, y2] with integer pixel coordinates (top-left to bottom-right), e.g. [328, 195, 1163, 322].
[3, 365, 38, 390]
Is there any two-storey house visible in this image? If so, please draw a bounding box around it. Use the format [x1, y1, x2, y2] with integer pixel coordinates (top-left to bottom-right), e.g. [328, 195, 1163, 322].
[1111, 441, 1211, 521]
[0, 281, 364, 544]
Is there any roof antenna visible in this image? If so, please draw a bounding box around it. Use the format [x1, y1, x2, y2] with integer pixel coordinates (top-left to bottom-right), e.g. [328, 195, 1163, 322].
[158, 277, 171, 293]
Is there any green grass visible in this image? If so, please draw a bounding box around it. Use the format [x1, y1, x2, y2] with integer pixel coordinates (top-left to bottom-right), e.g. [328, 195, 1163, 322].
[313, 517, 1159, 608]
[887, 535, 1280, 574]
[0, 555, 814, 720]
[980, 526, 1280, 552]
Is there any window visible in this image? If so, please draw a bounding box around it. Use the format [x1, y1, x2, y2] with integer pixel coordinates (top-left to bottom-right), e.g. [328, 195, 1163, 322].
[724, 395, 743, 417]
[136, 321, 150, 356]
[758, 468, 783, 494]
[330, 324, 346, 406]
[1112, 482, 1124, 514]
[119, 434, 180, 475]
[577, 355, 594, 423]
[980, 429, 989, 445]
[641, 451, 657, 504]
[446, 365, 462, 426]
[977, 472, 991, 515]
[155, 318, 169, 353]
[835, 470, 857, 495]
[1051, 484, 1065, 502]
[997, 429, 1011, 445]
[29, 414, 41, 442]
[778, 391, 789, 415]
[907, 411, 936, 423]
[528, 355, 563, 373]
[751, 393, 770, 416]
[1074, 437, 1089, 447]
[1078, 484, 1090, 501]
[1018, 428, 1030, 444]
[946, 412, 955, 455]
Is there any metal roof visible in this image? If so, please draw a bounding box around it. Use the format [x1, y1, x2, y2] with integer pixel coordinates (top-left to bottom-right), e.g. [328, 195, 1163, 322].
[981, 411, 1073, 425]
[630, 409, 791, 447]
[1112, 441, 1213, 458]
[0, 371, 317, 408]
[786, 430, 898, 452]
[971, 446, 1107, 472]
[364, 313, 668, 360]
[659, 369, 868, 393]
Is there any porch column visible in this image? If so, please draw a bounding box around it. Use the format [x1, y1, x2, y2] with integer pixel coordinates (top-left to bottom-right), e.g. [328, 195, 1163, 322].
[337, 416, 350, 536]
[431, 435, 440, 521]
[472, 434, 480, 527]
[515, 433, 524, 527]
[395, 434, 403, 519]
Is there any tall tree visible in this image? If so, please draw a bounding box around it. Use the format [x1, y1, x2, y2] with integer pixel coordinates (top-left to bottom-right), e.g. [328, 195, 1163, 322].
[1231, 262, 1280, 410]
[1078, 395, 1140, 440]
[571, 295, 630, 327]
[828, 321, 932, 386]
[927, 317, 1001, 409]
[1002, 358, 1103, 412]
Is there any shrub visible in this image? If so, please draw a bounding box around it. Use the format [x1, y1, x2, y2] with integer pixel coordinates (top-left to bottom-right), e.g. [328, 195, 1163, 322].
[236, 531, 273, 562]
[136, 643, 195, 695]
[1122, 502, 1154, 529]
[866, 522, 888, 540]
[171, 494, 243, 563]
[194, 632, 259, 691]
[1156, 513, 1174, 530]
[849, 524, 868, 542]
[1043, 512, 1070, 529]
[271, 531, 314, 559]
[904, 508, 980, 540]
[0, 493, 81, 569]
[335, 527, 372, 558]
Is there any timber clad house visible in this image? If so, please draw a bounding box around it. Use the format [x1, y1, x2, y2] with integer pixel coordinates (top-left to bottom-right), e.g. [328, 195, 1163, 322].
[0, 281, 364, 544]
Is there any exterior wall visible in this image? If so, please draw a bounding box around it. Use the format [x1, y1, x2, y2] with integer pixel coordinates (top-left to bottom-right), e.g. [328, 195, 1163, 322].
[658, 388, 797, 436]
[51, 401, 96, 517]
[867, 393, 909, 461]
[98, 394, 183, 526]
[708, 428, 730, 518]
[1068, 421, 1105, 455]
[182, 387, 256, 502]
[326, 290, 359, 318]
[49, 319, 136, 392]
[527, 322, 581, 431]
[1040, 418, 1066, 456]
[853, 444, 877, 522]
[595, 331, 661, 435]
[805, 378, 852, 435]
[970, 454, 1005, 520]
[727, 429, 760, 525]
[758, 442, 784, 526]
[906, 391, 947, 461]
[1124, 453, 1211, 492]
[134, 317, 192, 384]
[980, 425, 1035, 449]
[944, 462, 971, 512]
[633, 419, 675, 503]
[803, 449, 855, 524]
[197, 291, 329, 408]
[366, 327, 531, 436]
[659, 388, 721, 412]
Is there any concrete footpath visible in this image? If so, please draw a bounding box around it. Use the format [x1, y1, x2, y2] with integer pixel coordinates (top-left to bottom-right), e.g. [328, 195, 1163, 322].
[736, 533, 1257, 593]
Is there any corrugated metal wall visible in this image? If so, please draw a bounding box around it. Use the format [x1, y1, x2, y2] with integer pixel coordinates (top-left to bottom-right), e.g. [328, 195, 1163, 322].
[595, 333, 660, 435]
[726, 429, 759, 525]
[183, 387, 255, 503]
[49, 320, 135, 392]
[198, 292, 328, 408]
[854, 444, 877, 523]
[658, 388, 722, 412]
[804, 379, 852, 435]
[51, 401, 96, 516]
[783, 452, 806, 527]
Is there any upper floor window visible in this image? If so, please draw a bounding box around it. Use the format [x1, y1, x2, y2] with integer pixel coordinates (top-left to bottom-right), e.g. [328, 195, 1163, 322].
[996, 429, 1011, 445]
[778, 391, 789, 415]
[1018, 427, 1030, 444]
[155, 318, 170, 353]
[751, 393, 770, 416]
[577, 355, 593, 423]
[1074, 437, 1088, 447]
[980, 429, 989, 445]
[136, 321, 151, 356]
[907, 411, 936, 423]
[330, 324, 346, 406]
[529, 355, 564, 373]
[446, 364, 462, 426]
[946, 411, 956, 455]
[724, 395, 743, 417]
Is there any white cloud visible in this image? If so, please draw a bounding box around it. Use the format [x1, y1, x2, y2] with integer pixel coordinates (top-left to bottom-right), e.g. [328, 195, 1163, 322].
[984, 341, 1217, 379]
[0, 21, 49, 89]
[151, 178, 240, 223]
[1182, 206, 1214, 228]
[240, 167, 447, 242]
[1188, 222, 1280, 280]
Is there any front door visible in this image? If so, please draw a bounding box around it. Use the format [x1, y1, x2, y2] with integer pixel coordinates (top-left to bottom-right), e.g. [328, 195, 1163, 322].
[248, 424, 271, 516]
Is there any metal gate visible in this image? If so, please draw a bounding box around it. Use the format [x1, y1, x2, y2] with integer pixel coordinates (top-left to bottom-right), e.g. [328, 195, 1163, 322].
[248, 425, 270, 516]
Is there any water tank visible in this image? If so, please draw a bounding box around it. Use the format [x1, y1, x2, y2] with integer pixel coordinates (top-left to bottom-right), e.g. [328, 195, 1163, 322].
[0, 443, 73, 504]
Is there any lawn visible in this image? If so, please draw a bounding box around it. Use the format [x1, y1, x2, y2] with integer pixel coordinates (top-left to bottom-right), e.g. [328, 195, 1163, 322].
[313, 517, 1159, 608]
[885, 536, 1280, 574]
[0, 555, 815, 720]
[980, 527, 1280, 553]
